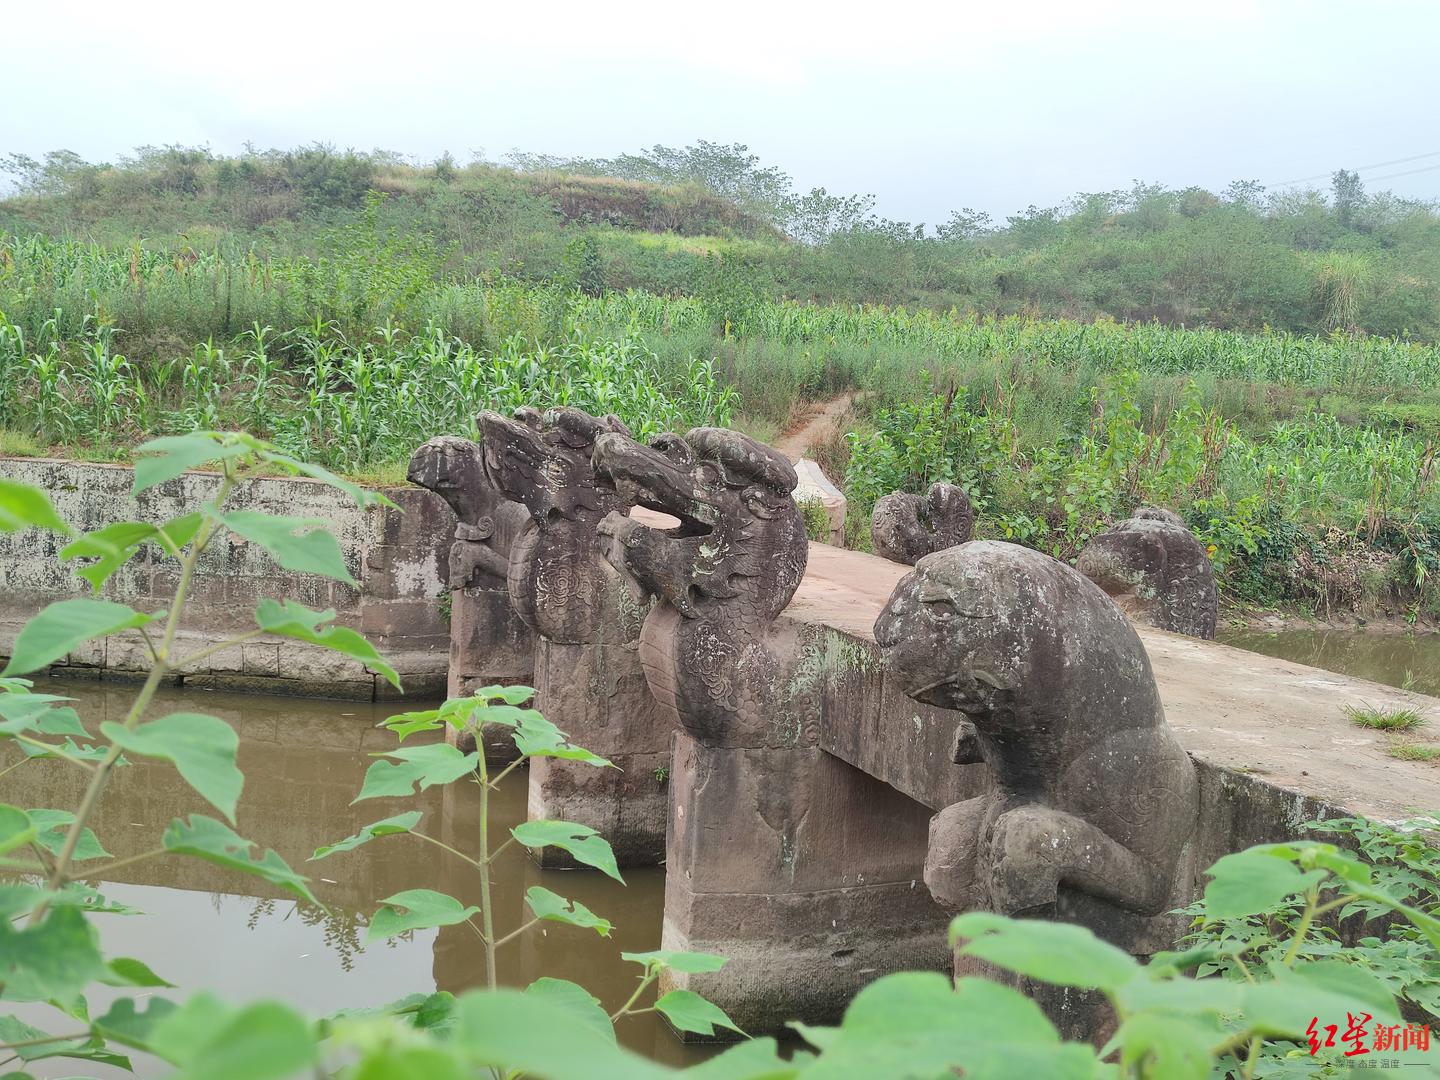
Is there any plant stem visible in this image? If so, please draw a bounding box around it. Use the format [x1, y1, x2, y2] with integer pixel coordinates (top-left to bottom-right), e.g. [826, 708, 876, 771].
[486, 836, 516, 864]
[1240, 1035, 1261, 1080]
[490, 917, 539, 951]
[0, 1031, 92, 1050]
[1281, 891, 1319, 967]
[487, 758, 525, 790]
[35, 468, 234, 921]
[610, 971, 658, 1022]
[10, 733, 97, 771]
[477, 746, 496, 989]
[410, 831, 483, 870]
[87, 847, 166, 877]
[0, 756, 31, 781]
[173, 629, 264, 671]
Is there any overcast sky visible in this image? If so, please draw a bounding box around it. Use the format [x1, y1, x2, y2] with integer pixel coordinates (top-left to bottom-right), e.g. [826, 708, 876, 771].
[6, 0, 1439, 224]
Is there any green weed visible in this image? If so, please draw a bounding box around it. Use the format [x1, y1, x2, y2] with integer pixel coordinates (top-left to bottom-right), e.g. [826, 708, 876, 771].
[1343, 703, 1427, 731]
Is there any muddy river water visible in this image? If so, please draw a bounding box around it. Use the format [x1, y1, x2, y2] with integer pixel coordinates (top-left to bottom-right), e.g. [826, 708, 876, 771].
[1218, 627, 1440, 697]
[2, 678, 704, 1077]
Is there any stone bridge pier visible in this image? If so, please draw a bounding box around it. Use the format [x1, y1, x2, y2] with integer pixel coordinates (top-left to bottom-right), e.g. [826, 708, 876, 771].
[436, 412, 1440, 1038]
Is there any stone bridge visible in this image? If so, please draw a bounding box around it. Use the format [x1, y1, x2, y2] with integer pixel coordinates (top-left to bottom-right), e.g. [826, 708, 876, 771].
[413, 416, 1440, 1037]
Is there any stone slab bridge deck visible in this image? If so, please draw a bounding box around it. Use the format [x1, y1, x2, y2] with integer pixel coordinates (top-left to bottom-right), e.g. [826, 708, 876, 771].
[793, 539, 1439, 827]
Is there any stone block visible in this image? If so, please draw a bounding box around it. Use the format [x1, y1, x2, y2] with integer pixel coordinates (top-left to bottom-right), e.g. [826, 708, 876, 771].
[242, 643, 281, 677]
[528, 639, 671, 866]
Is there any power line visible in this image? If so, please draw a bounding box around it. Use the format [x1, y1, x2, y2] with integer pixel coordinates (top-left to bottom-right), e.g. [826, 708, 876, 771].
[1269, 149, 1440, 187]
[1360, 161, 1440, 183]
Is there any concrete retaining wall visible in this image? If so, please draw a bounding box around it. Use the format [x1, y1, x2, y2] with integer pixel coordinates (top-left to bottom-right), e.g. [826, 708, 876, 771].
[0, 458, 455, 700]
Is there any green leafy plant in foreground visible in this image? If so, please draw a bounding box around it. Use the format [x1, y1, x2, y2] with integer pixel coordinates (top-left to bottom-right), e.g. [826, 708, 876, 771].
[309, 686, 742, 1040]
[2, 432, 1439, 1079]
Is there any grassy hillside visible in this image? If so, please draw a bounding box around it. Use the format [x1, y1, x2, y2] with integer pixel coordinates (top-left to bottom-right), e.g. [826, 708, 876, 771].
[5, 144, 1440, 339]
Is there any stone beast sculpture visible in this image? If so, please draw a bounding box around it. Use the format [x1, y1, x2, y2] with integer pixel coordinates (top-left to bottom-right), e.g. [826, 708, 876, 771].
[406, 436, 529, 589]
[593, 427, 808, 746]
[874, 541, 1197, 919]
[477, 407, 635, 643]
[871, 482, 974, 565]
[1076, 506, 1218, 639]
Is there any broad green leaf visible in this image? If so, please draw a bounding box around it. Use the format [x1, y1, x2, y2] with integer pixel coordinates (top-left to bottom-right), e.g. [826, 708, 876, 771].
[381, 708, 445, 740]
[0, 882, 43, 918]
[132, 432, 251, 494]
[512, 820, 623, 882]
[0, 478, 69, 535]
[513, 712, 613, 766]
[312, 811, 423, 859]
[1202, 847, 1330, 918]
[368, 889, 479, 941]
[325, 991, 458, 1036]
[162, 999, 318, 1080]
[18, 735, 112, 763]
[524, 886, 613, 936]
[163, 815, 318, 905]
[655, 989, 745, 1037]
[470, 685, 537, 706]
[60, 514, 203, 590]
[102, 712, 243, 823]
[791, 972, 1094, 1080]
[0, 694, 87, 749]
[28, 808, 111, 862]
[1, 599, 157, 677]
[0, 1015, 129, 1068]
[255, 599, 398, 689]
[351, 1046, 468, 1080]
[1348, 882, 1440, 952]
[0, 804, 36, 855]
[102, 957, 175, 988]
[1110, 1011, 1220, 1080]
[145, 992, 234, 1064]
[222, 511, 355, 584]
[94, 995, 181, 1052]
[1241, 961, 1401, 1038]
[621, 949, 729, 975]
[949, 912, 1140, 993]
[523, 978, 614, 1045]
[449, 702, 541, 737]
[354, 744, 479, 802]
[1113, 971, 1242, 1017]
[685, 1039, 801, 1078]
[0, 904, 108, 1002]
[453, 989, 671, 1080]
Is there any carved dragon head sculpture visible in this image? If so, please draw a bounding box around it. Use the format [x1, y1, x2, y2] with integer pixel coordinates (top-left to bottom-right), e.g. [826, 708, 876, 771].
[475, 407, 636, 642]
[477, 407, 632, 527]
[591, 427, 808, 622]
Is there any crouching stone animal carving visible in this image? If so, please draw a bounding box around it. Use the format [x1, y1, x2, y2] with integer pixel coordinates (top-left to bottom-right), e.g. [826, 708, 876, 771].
[871, 483, 974, 565]
[407, 436, 534, 752]
[593, 427, 808, 746]
[874, 541, 1198, 920]
[1076, 506, 1218, 639]
[407, 436, 529, 590]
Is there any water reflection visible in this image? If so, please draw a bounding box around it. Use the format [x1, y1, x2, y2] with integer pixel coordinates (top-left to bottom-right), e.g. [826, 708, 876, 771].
[1219, 627, 1440, 697]
[1, 678, 702, 1076]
